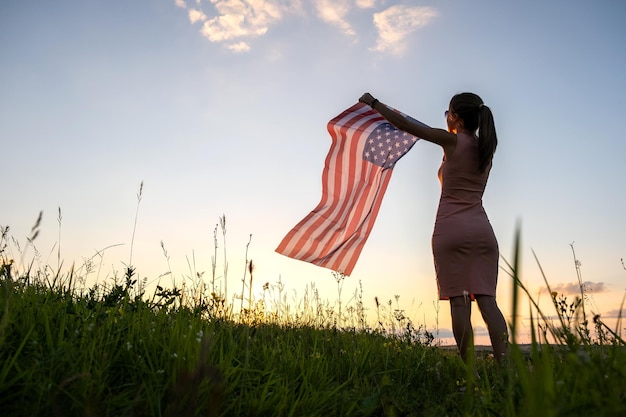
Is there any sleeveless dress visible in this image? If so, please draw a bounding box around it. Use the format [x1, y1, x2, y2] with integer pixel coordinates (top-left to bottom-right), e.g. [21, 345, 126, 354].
[432, 132, 498, 300]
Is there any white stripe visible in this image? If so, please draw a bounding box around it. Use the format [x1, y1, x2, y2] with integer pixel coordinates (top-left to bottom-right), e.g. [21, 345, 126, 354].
[292, 112, 383, 262]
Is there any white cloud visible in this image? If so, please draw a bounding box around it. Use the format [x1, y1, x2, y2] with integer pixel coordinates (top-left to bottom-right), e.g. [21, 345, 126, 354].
[602, 307, 626, 318]
[199, 0, 290, 44]
[188, 9, 207, 23]
[371, 5, 437, 55]
[174, 0, 437, 55]
[313, 0, 355, 36]
[227, 41, 252, 52]
[355, 0, 377, 8]
[550, 281, 608, 295]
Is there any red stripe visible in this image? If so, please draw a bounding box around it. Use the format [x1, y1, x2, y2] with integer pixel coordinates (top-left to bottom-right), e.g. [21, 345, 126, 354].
[276, 103, 400, 275]
[277, 105, 379, 257]
[333, 169, 393, 273]
[289, 111, 381, 260]
[304, 112, 379, 260]
[317, 167, 392, 274]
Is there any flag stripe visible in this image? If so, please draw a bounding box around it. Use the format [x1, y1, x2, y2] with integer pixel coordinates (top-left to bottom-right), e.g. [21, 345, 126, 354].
[319, 169, 393, 273]
[277, 106, 381, 261]
[278, 106, 380, 260]
[276, 102, 422, 275]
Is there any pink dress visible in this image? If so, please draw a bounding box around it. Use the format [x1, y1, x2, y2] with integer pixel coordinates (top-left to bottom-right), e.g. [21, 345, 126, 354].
[432, 132, 498, 300]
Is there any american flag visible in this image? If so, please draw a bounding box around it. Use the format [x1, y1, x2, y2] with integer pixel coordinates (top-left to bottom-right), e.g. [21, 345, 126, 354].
[276, 102, 426, 275]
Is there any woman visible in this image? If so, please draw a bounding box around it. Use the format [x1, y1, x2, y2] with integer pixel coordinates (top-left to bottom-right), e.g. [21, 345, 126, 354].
[359, 92, 508, 363]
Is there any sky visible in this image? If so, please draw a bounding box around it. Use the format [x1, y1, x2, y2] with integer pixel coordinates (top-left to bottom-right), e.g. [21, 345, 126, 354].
[2, 0, 625, 345]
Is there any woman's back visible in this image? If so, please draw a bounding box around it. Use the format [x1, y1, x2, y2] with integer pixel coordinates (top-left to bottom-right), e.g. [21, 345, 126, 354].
[436, 132, 490, 220]
[432, 132, 498, 299]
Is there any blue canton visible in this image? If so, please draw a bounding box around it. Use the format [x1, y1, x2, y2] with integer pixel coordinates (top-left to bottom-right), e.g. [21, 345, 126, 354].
[362, 123, 418, 169]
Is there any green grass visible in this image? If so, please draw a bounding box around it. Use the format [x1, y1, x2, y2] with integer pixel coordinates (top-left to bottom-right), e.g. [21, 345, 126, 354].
[0, 265, 464, 417]
[1, 221, 625, 416]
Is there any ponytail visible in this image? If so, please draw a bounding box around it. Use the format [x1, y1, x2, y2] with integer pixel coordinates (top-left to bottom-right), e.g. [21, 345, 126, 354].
[477, 105, 497, 173]
[449, 92, 498, 173]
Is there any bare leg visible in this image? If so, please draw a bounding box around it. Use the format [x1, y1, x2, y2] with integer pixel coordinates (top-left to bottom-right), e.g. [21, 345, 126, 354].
[449, 295, 473, 362]
[475, 295, 508, 363]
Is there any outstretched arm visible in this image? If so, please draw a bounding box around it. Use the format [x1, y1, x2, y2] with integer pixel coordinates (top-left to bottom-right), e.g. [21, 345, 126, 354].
[359, 93, 456, 156]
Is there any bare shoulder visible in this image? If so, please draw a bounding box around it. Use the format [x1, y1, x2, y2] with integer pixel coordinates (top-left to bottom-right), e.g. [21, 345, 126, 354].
[419, 127, 457, 154]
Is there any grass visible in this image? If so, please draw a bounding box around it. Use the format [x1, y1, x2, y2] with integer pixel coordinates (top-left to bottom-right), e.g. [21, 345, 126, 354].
[1, 210, 625, 416]
[0, 261, 466, 417]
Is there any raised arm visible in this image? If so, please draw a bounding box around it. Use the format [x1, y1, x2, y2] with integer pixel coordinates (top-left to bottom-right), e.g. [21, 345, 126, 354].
[359, 93, 457, 156]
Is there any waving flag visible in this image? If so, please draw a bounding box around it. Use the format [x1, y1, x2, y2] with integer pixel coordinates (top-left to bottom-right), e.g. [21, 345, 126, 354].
[276, 102, 427, 275]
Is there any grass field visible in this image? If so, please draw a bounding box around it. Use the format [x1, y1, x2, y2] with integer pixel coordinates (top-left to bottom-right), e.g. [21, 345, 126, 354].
[1, 221, 625, 416]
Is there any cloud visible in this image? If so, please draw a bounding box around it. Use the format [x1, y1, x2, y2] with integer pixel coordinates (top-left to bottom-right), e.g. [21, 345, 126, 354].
[473, 326, 489, 336]
[188, 9, 207, 23]
[226, 41, 252, 53]
[601, 308, 626, 319]
[199, 0, 288, 43]
[371, 5, 437, 55]
[312, 0, 355, 36]
[355, 0, 377, 8]
[172, 0, 320, 52]
[174, 0, 438, 55]
[550, 281, 608, 295]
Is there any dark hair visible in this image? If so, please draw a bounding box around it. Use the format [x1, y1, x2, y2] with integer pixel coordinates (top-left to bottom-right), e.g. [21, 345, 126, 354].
[450, 92, 498, 173]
